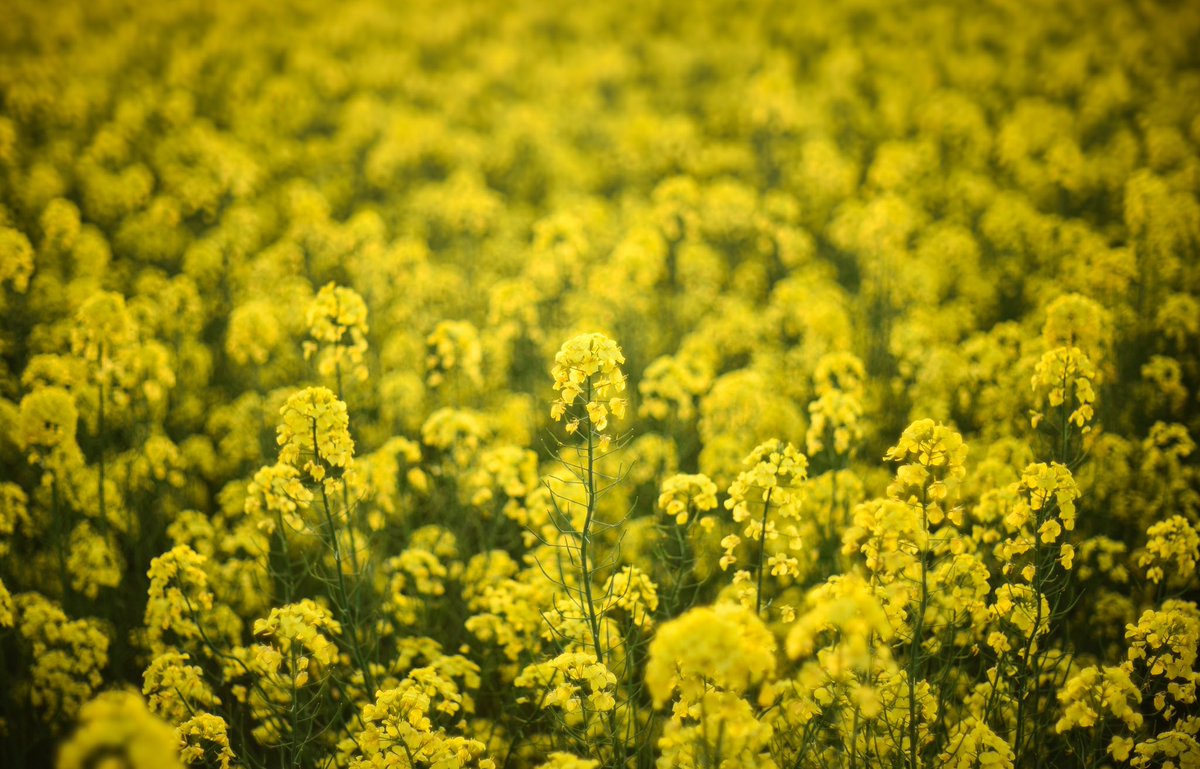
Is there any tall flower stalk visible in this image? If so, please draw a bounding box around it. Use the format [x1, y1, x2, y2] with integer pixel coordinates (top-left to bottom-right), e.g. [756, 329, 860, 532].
[545, 332, 630, 766]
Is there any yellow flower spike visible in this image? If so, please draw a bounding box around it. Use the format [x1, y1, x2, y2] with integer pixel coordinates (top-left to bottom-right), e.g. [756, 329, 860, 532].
[724, 440, 808, 566]
[143, 651, 220, 724]
[1039, 518, 1063, 543]
[534, 753, 600, 769]
[16, 387, 77, 448]
[57, 691, 183, 769]
[1, 4, 1194, 768]
[277, 386, 355, 485]
[550, 333, 627, 471]
[1031, 346, 1098, 432]
[254, 598, 343, 687]
[1109, 736, 1134, 761]
[66, 521, 123, 598]
[1139, 515, 1200, 585]
[70, 291, 137, 369]
[659, 473, 719, 528]
[13, 593, 110, 724]
[516, 651, 619, 716]
[426, 319, 484, 390]
[940, 717, 1014, 769]
[306, 282, 370, 384]
[144, 545, 214, 655]
[561, 384, 584, 405]
[178, 713, 237, 769]
[0, 225, 35, 293]
[585, 401, 608, 431]
[645, 602, 776, 708]
[1043, 293, 1111, 358]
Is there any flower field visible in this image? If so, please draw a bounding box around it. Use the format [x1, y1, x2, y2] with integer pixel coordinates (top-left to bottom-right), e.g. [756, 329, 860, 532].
[1, 0, 1198, 767]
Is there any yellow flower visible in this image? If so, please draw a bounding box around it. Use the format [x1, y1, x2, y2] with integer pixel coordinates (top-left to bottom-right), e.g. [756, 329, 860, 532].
[1109, 736, 1134, 761]
[57, 690, 183, 769]
[177, 713, 237, 769]
[1139, 515, 1199, 585]
[226, 300, 282, 366]
[305, 282, 370, 383]
[143, 545, 214, 655]
[585, 400, 609, 431]
[1031, 346, 1098, 430]
[535, 752, 600, 769]
[1056, 664, 1143, 734]
[1042, 292, 1110, 360]
[885, 420, 967, 521]
[253, 598, 343, 671]
[940, 717, 1014, 769]
[277, 386, 355, 484]
[143, 651, 221, 724]
[515, 651, 618, 713]
[550, 333, 627, 444]
[426, 319, 484, 390]
[806, 352, 866, 458]
[15, 593, 110, 724]
[0, 578, 13, 629]
[601, 565, 660, 629]
[70, 290, 137, 369]
[66, 521, 123, 598]
[244, 462, 314, 531]
[17, 386, 79, 462]
[658, 473, 719, 526]
[0, 225, 34, 293]
[638, 352, 712, 421]
[645, 602, 776, 707]
[656, 690, 777, 769]
[723, 440, 808, 564]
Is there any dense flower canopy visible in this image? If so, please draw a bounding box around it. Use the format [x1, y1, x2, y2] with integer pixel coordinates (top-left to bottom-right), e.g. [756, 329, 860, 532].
[0, 0, 1197, 767]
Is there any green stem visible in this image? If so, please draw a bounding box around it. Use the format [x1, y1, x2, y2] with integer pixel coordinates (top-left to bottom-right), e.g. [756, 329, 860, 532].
[576, 379, 624, 768]
[96, 376, 109, 537]
[290, 645, 301, 768]
[850, 706, 860, 769]
[579, 381, 604, 663]
[1060, 368, 1071, 465]
[274, 509, 294, 604]
[53, 475, 70, 608]
[908, 487, 930, 769]
[313, 419, 376, 696]
[319, 479, 375, 695]
[1014, 516, 1049, 768]
[333, 360, 362, 576]
[756, 487, 774, 617]
[667, 517, 694, 613]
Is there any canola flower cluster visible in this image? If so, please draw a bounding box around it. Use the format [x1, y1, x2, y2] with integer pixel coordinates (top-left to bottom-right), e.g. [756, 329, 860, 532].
[1, 0, 1198, 767]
